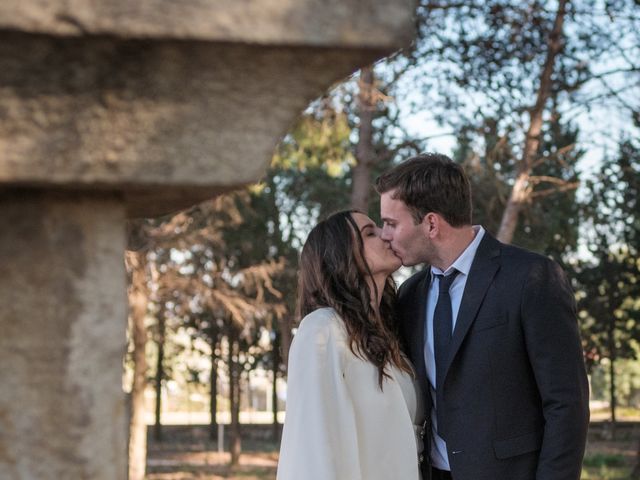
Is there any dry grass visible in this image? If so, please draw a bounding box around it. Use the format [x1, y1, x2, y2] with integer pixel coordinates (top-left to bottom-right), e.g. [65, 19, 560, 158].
[145, 423, 638, 480]
[147, 451, 277, 480]
[146, 425, 278, 480]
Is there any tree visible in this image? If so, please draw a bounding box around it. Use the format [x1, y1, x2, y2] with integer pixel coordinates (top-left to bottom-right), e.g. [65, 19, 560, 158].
[350, 66, 377, 212]
[406, 0, 639, 243]
[455, 104, 583, 259]
[496, 0, 570, 242]
[577, 139, 640, 428]
[154, 193, 287, 464]
[148, 249, 190, 442]
[124, 206, 212, 461]
[269, 105, 355, 245]
[152, 289, 166, 442]
[124, 239, 150, 480]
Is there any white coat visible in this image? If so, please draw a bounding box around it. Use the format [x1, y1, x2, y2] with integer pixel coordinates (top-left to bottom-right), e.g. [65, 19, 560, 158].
[277, 307, 420, 480]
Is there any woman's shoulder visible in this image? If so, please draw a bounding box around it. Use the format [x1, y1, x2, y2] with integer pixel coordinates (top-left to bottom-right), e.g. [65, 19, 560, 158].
[295, 307, 348, 345]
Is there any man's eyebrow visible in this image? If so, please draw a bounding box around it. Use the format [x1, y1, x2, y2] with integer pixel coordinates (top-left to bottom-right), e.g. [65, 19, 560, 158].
[381, 216, 395, 223]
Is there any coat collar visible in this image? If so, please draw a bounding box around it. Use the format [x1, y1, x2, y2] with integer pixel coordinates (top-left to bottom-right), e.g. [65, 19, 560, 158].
[404, 232, 502, 395]
[441, 232, 502, 381]
[412, 270, 432, 396]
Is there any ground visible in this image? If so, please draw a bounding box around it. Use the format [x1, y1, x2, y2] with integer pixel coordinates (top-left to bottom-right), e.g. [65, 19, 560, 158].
[145, 423, 638, 480]
[147, 450, 277, 480]
[147, 425, 278, 480]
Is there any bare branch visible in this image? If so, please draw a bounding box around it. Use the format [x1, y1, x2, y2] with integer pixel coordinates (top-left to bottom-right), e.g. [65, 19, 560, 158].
[530, 181, 580, 199]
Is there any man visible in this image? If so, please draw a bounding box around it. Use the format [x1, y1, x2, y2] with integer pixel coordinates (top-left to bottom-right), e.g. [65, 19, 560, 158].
[376, 153, 589, 480]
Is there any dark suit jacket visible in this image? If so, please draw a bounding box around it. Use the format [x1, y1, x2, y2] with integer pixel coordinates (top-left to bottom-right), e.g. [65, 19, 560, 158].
[397, 232, 589, 480]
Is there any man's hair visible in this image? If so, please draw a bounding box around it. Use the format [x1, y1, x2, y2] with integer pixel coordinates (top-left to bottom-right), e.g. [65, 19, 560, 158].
[375, 153, 472, 227]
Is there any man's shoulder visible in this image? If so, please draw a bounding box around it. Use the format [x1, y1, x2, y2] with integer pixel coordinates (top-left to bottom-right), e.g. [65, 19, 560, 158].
[497, 241, 560, 271]
[397, 269, 430, 301]
[481, 231, 559, 270]
[501, 242, 546, 262]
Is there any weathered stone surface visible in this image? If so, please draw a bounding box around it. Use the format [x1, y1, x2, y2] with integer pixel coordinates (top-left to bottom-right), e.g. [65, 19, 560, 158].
[0, 33, 406, 216]
[0, 191, 127, 479]
[0, 4, 417, 480]
[0, 1, 416, 216]
[0, 0, 415, 48]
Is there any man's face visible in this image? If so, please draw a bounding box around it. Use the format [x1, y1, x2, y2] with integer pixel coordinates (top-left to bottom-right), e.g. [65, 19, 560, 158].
[380, 191, 432, 266]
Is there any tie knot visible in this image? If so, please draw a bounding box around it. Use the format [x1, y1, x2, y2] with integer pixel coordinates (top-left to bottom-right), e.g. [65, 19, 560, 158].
[436, 270, 459, 293]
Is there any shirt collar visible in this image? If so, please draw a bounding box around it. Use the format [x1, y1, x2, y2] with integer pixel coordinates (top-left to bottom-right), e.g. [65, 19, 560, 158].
[431, 225, 485, 277]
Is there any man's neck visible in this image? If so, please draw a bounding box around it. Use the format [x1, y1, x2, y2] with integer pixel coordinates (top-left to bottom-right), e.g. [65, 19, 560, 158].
[432, 226, 476, 271]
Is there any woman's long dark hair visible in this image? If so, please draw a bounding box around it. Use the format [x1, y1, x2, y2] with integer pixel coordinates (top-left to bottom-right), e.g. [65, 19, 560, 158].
[296, 210, 413, 388]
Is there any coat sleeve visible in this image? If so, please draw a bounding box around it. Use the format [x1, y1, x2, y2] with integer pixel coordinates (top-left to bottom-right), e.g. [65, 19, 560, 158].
[521, 258, 590, 480]
[277, 313, 363, 480]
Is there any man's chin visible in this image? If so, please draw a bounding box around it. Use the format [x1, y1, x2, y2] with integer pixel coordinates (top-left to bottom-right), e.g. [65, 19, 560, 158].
[399, 256, 419, 268]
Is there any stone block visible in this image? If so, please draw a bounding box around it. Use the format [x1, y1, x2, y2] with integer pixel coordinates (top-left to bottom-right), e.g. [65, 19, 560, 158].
[0, 0, 415, 47]
[0, 191, 127, 479]
[0, 1, 415, 216]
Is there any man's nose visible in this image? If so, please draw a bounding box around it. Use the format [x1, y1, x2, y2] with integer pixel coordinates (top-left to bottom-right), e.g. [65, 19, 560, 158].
[380, 226, 392, 241]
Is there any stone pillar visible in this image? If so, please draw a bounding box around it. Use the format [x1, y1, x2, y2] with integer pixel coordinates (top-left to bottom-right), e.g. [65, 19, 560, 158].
[0, 191, 127, 479]
[0, 1, 415, 478]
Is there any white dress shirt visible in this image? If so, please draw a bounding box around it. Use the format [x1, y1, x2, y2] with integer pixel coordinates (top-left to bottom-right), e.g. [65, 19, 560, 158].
[424, 226, 485, 470]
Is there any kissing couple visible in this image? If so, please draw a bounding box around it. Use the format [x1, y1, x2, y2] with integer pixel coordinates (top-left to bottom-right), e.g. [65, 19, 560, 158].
[277, 153, 590, 480]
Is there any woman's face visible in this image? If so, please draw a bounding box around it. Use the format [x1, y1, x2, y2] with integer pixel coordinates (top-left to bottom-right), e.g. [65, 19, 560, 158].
[351, 212, 402, 277]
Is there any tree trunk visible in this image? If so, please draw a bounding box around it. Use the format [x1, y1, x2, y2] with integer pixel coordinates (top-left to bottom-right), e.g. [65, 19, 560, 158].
[209, 332, 219, 441]
[350, 65, 376, 213]
[278, 315, 293, 373]
[228, 331, 242, 466]
[630, 439, 640, 479]
[608, 318, 617, 437]
[609, 354, 617, 430]
[153, 312, 165, 442]
[497, 0, 568, 243]
[271, 329, 281, 441]
[127, 250, 149, 480]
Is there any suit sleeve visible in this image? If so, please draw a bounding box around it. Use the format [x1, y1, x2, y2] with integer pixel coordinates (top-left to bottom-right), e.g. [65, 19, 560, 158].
[277, 315, 362, 480]
[521, 259, 590, 480]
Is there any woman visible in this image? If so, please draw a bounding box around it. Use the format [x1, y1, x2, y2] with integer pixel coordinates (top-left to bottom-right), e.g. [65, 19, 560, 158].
[277, 210, 425, 480]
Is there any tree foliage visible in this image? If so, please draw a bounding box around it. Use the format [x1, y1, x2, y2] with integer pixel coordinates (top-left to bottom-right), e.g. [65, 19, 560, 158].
[402, 0, 639, 242]
[122, 3, 640, 468]
[577, 139, 640, 368]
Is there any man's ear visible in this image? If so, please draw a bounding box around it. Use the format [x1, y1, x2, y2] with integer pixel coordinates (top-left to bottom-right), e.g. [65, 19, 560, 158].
[422, 212, 438, 238]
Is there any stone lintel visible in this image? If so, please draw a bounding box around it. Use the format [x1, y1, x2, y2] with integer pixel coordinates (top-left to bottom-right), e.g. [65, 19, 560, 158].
[0, 33, 398, 217]
[0, 0, 415, 48]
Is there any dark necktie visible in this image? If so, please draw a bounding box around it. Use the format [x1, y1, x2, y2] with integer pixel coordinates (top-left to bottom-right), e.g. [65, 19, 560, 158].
[433, 270, 460, 436]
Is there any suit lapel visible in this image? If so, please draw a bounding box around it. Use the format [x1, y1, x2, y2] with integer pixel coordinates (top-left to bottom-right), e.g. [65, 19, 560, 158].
[411, 270, 431, 396]
[442, 233, 501, 381]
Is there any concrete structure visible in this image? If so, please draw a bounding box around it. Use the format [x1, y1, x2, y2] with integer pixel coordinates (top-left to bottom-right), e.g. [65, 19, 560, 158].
[0, 1, 415, 478]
